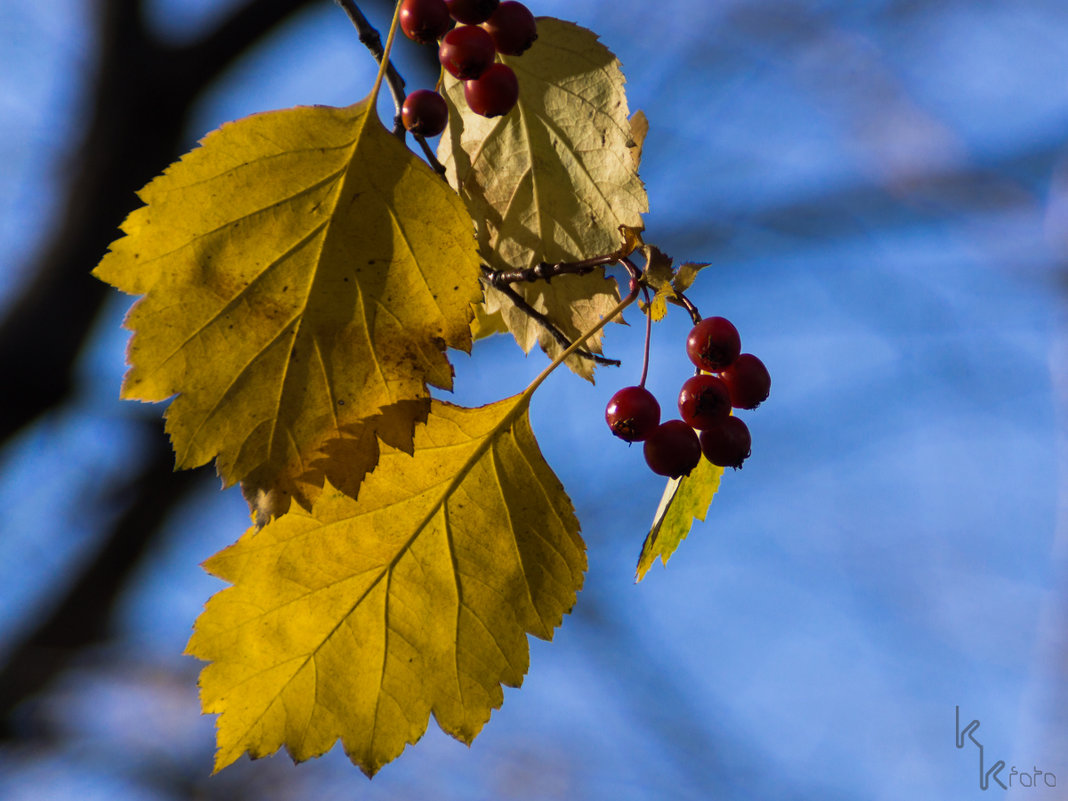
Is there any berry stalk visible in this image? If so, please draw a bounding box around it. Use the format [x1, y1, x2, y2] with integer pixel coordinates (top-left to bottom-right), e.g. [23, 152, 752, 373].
[638, 285, 652, 388]
[335, 0, 408, 135]
[521, 275, 641, 403]
[368, 0, 404, 112]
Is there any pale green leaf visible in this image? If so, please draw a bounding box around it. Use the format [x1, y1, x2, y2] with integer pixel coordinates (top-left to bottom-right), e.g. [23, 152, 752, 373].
[673, 262, 712, 293]
[635, 456, 724, 581]
[637, 245, 675, 322]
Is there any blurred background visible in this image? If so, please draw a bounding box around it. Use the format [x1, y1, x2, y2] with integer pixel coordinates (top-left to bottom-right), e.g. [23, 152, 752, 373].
[2, 0, 1067, 798]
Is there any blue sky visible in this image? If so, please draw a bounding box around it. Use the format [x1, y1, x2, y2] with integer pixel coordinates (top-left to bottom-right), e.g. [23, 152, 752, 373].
[2, 1, 1068, 799]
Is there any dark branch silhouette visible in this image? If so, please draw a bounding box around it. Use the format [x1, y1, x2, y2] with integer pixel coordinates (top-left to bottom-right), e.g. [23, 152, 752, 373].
[0, 0, 327, 738]
[0, 0, 322, 450]
[0, 420, 203, 738]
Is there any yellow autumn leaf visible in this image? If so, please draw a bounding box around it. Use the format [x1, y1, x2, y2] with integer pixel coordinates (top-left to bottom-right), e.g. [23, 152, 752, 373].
[439, 18, 648, 378]
[628, 110, 649, 171]
[186, 396, 585, 776]
[469, 295, 509, 340]
[673, 262, 712, 294]
[636, 246, 711, 324]
[637, 244, 675, 322]
[93, 97, 482, 509]
[635, 456, 724, 581]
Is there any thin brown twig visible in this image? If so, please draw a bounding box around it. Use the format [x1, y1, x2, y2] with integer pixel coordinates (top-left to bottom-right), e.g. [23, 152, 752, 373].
[334, 0, 449, 177]
[481, 253, 655, 368]
[669, 288, 701, 325]
[487, 252, 621, 284]
[414, 135, 448, 177]
[485, 274, 622, 367]
[334, 0, 407, 133]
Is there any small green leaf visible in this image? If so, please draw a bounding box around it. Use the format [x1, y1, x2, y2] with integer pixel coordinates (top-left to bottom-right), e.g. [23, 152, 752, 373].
[635, 456, 723, 581]
[637, 245, 675, 322]
[673, 262, 711, 293]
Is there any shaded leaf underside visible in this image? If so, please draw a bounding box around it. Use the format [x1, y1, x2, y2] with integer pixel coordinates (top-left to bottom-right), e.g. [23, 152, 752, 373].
[439, 18, 648, 379]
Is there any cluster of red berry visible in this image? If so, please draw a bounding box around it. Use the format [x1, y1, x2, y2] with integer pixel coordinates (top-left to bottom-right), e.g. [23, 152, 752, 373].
[605, 317, 771, 478]
[399, 0, 538, 136]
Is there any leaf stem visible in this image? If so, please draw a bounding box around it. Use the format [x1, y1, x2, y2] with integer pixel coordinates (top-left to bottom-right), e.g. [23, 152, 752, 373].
[521, 279, 641, 404]
[483, 269, 621, 367]
[638, 286, 652, 388]
[670, 288, 701, 326]
[335, 0, 449, 169]
[414, 135, 449, 178]
[338, 0, 403, 130]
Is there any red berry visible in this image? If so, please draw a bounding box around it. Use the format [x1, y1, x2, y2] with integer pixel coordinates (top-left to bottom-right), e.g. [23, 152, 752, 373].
[605, 385, 660, 442]
[400, 0, 453, 43]
[445, 0, 499, 24]
[644, 420, 702, 478]
[686, 317, 741, 372]
[699, 416, 751, 469]
[481, 1, 537, 55]
[438, 25, 496, 80]
[677, 374, 731, 429]
[463, 63, 519, 117]
[401, 89, 449, 137]
[721, 353, 771, 409]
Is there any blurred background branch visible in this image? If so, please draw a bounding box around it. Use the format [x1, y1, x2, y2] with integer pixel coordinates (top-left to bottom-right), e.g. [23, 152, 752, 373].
[1, 0, 1066, 798]
[0, 0, 335, 739]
